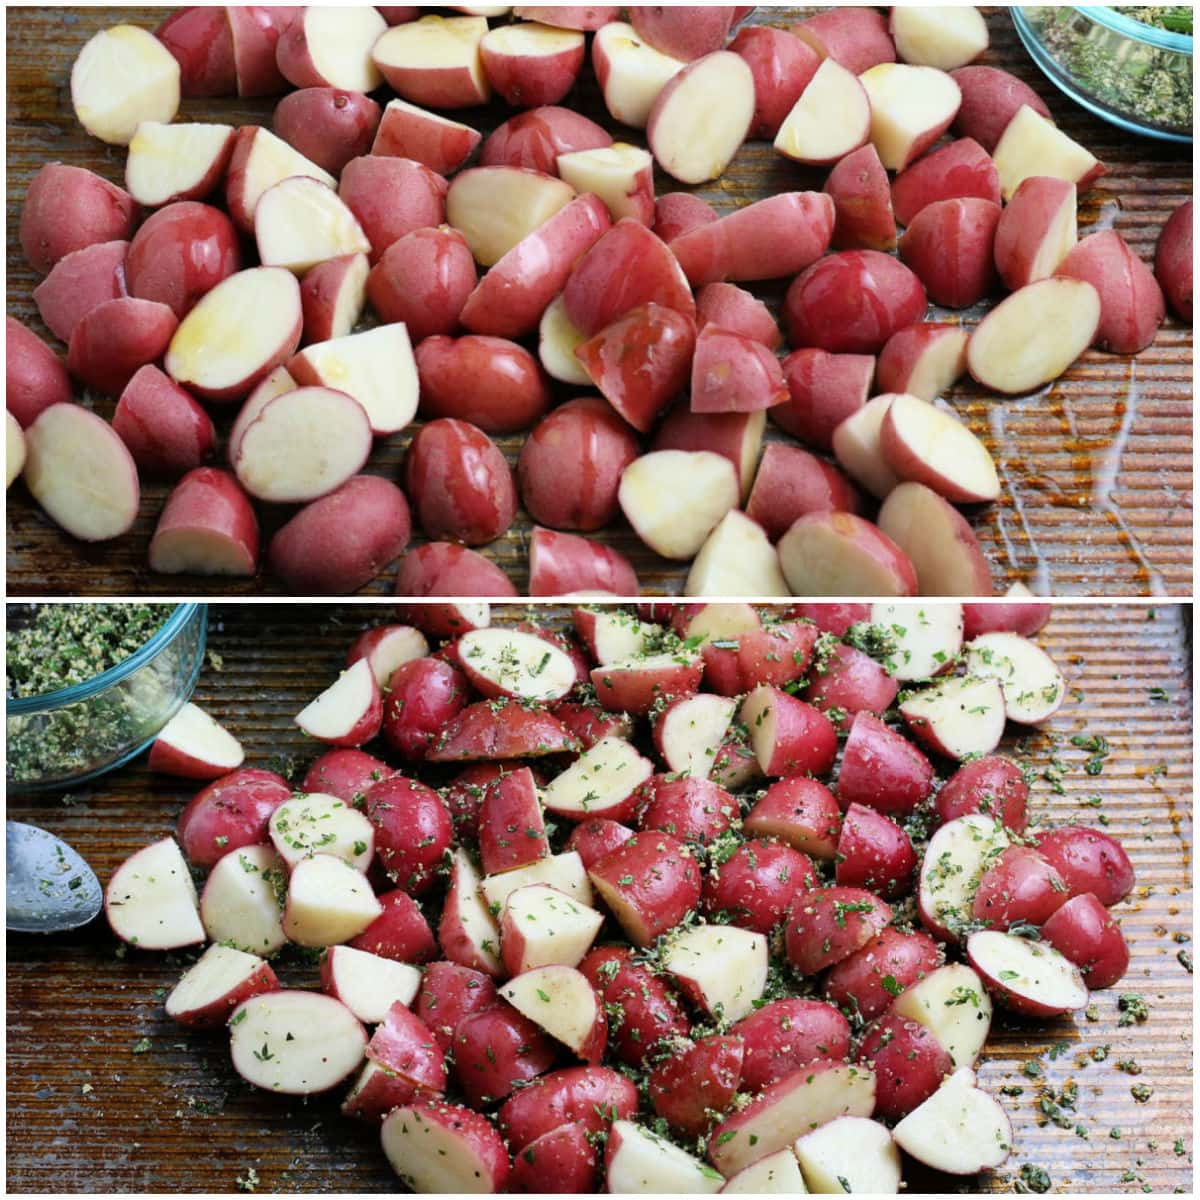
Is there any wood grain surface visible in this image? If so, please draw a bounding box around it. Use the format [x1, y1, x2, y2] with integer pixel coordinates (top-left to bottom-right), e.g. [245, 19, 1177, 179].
[5, 601, 1193, 1193]
[4, 7, 1193, 598]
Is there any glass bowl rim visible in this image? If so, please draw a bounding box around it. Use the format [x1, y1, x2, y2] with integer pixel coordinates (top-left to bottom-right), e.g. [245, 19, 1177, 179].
[1072, 5, 1193, 53]
[7, 603, 206, 716]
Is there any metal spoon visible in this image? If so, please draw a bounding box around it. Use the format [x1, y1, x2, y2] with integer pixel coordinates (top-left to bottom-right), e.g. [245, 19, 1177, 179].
[6, 821, 102, 933]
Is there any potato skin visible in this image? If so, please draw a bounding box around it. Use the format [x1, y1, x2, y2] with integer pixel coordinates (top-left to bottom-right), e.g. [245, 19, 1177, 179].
[653, 191, 718, 243]
[499, 1065, 638, 1152]
[732, 997, 852, 1091]
[836, 803, 916, 899]
[20, 163, 138, 275]
[269, 475, 412, 594]
[481, 106, 612, 173]
[898, 197, 1001, 309]
[730, 24, 820, 139]
[66, 297, 179, 396]
[704, 839, 816, 933]
[176, 767, 291, 867]
[648, 1034, 743, 1138]
[367, 227, 476, 343]
[394, 543, 518, 598]
[6, 317, 73, 427]
[838, 711, 934, 815]
[302, 748, 395, 805]
[274, 87, 381, 175]
[155, 6, 237, 97]
[785, 885, 892, 974]
[382, 657, 470, 761]
[824, 927, 941, 1021]
[366, 775, 453, 896]
[857, 1012, 952, 1120]
[452, 1003, 557, 1108]
[949, 64, 1051, 152]
[32, 239, 129, 343]
[113, 364, 215, 477]
[1155, 199, 1192, 321]
[1040, 893, 1130, 990]
[338, 156, 448, 262]
[935, 754, 1029, 831]
[891, 136, 1000, 227]
[1031, 826, 1135, 907]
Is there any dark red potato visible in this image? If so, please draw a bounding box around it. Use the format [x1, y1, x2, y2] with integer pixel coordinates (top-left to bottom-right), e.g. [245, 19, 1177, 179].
[499, 1065, 638, 1152]
[415, 962, 499, 1052]
[737, 621, 820, 690]
[890, 137, 1001, 227]
[741, 685, 839, 779]
[857, 1012, 952, 1120]
[732, 997, 852, 1092]
[66, 297, 178, 395]
[962, 602, 1052, 640]
[704, 839, 816, 933]
[824, 927, 942, 1021]
[508, 1122, 597, 1194]
[175, 767, 290, 868]
[949, 64, 1052, 152]
[365, 775, 454, 895]
[744, 777, 842, 860]
[452, 1002, 557, 1108]
[428, 700, 578, 762]
[793, 5, 897, 74]
[480, 106, 613, 173]
[837, 712, 934, 815]
[898, 197, 1001, 309]
[935, 755, 1029, 832]
[565, 818, 635, 868]
[1040, 893, 1130, 989]
[155, 6, 237, 97]
[638, 776, 736, 845]
[1031, 827, 1136, 907]
[972, 846, 1069, 929]
[785, 885, 893, 975]
[789, 602, 871, 636]
[555, 702, 633, 751]
[301, 748, 395, 803]
[366, 227, 477, 342]
[774, 348, 875, 452]
[690, 324, 788, 414]
[394, 543, 518, 599]
[805, 643, 899, 730]
[836, 804, 916, 899]
[351, 890, 437, 964]
[648, 1035, 743, 1137]
[1155, 198, 1192, 322]
[382, 657, 470, 761]
[479, 767, 548, 875]
[588, 832, 702, 947]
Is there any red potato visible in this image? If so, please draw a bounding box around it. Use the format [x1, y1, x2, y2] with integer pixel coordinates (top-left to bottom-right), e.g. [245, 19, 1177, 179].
[514, 6, 619, 31]
[155, 6, 236, 97]
[836, 804, 915, 899]
[32, 240, 128, 344]
[19, 163, 138, 276]
[690, 325, 787, 415]
[529, 527, 639, 596]
[382, 657, 470, 761]
[24, 404, 139, 542]
[429, 698, 577, 762]
[773, 57, 871, 167]
[150, 701, 243, 780]
[649, 1035, 743, 1138]
[972, 845, 1067, 930]
[991, 175, 1077, 291]
[654, 191, 717, 243]
[963, 600, 1051, 639]
[899, 197, 1001, 309]
[461, 193, 612, 339]
[936, 755, 1029, 832]
[778, 512, 919, 598]
[274, 6, 385, 92]
[824, 143, 896, 252]
[223, 125, 334, 235]
[786, 250, 926, 354]
[793, 6, 896, 75]
[1040, 893, 1129, 990]
[303, 748, 395, 804]
[1155, 198, 1192, 321]
[588, 832, 701, 946]
[686, 510, 790, 598]
[105, 836, 205, 951]
[416, 335, 551, 434]
[373, 99, 481, 175]
[880, 392, 1000, 504]
[166, 944, 278, 1029]
[480, 21, 585, 107]
[66, 297, 177, 396]
[591, 21, 687, 129]
[395, 543, 518, 599]
[518, 397, 639, 531]
[1056, 230, 1166, 354]
[540, 736, 653, 821]
[1032, 827, 1135, 908]
[255, 177, 374, 275]
[790, 602, 871, 635]
[149, 467, 258, 577]
[125, 202, 239, 321]
[734, 621, 819, 690]
[652, 408, 764, 503]
[113, 365, 213, 478]
[165, 266, 302, 404]
[805, 643, 899, 728]
[576, 303, 695, 432]
[857, 1012, 952, 1121]
[647, 51, 755, 185]
[438, 847, 502, 976]
[558, 702, 633, 749]
[704, 839, 815, 933]
[500, 963, 608, 1062]
[786, 886, 893, 976]
[829, 392, 900, 499]
[891, 4, 988, 69]
[891, 137, 1001, 228]
[394, 601, 491, 637]
[875, 323, 968, 403]
[338, 156, 448, 263]
[629, 6, 736, 61]
[538, 294, 592, 385]
[949, 64, 1051, 152]
[453, 1002, 557, 1107]
[381, 1099, 509, 1191]
[966, 930, 1089, 1018]
[877, 481, 995, 596]
[456, 626, 577, 703]
[917, 814, 1011, 944]
[273, 88, 381, 176]
[774, 348, 874, 451]
[563, 219, 694, 337]
[372, 14, 491, 109]
[824, 927, 941, 1021]
[744, 778, 841, 859]
[294, 660, 382, 751]
[556, 142, 654, 226]
[993, 105, 1105, 200]
[638, 776, 735, 844]
[378, 6, 419, 23]
[509, 1123, 597, 1194]
[740, 685, 838, 779]
[300, 253, 367, 345]
[322, 945, 422, 1025]
[651, 690, 735, 780]
[500, 1065, 637, 1154]
[366, 775, 453, 896]
[619, 450, 739, 560]
[899, 674, 1006, 760]
[404, 419, 516, 546]
[481, 105, 612, 173]
[175, 767, 289, 867]
[860, 63, 962, 172]
[366, 226, 476, 343]
[659, 922, 769, 1023]
[746, 444, 862, 541]
[500, 884, 602, 975]
[669, 191, 835, 286]
[730, 24, 820, 139]
[446, 166, 575, 268]
[837, 711, 933, 816]
[566, 817, 635, 868]
[228, 7, 300, 98]
[415, 962, 499, 1051]
[269, 475, 412, 595]
[580, 946, 690, 1064]
[6, 318, 73, 427]
[733, 997, 850, 1092]
[696, 283, 781, 349]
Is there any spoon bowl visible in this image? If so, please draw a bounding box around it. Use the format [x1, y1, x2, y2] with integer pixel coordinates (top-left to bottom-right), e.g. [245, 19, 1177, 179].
[6, 821, 103, 934]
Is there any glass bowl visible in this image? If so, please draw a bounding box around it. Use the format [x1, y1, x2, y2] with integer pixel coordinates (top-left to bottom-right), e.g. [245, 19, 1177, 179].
[6, 604, 208, 791]
[1013, 7, 1192, 143]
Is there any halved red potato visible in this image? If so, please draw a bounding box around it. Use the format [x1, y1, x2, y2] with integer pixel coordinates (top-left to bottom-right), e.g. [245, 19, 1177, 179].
[452, 1001, 557, 1106]
[1040, 893, 1130, 989]
[686, 511, 790, 598]
[224, 125, 334, 234]
[857, 1013, 952, 1121]
[268, 792, 374, 872]
[557, 142, 654, 226]
[652, 408, 765, 503]
[479, 767, 549, 876]
[166, 943, 277, 1028]
[591, 651, 704, 716]
[868, 600, 962, 681]
[875, 322, 968, 402]
[654, 190, 718, 242]
[859, 62, 961, 171]
[805, 642, 899, 729]
[830, 393, 901, 499]
[274, 5, 385, 92]
[255, 178, 369, 276]
[565, 817, 635, 867]
[537, 293, 592, 385]
[661, 923, 768, 1021]
[415, 962, 498, 1053]
[274, 88, 381, 176]
[962, 600, 1052, 639]
[730, 23, 820, 139]
[967, 929, 1089, 1017]
[350, 889, 437, 964]
[704, 839, 814, 933]
[282, 853, 382, 946]
[591, 22, 686, 129]
[775, 347, 874, 452]
[935, 754, 1029, 832]
[31, 240, 127, 344]
[148, 467, 258, 578]
[739, 685, 837, 779]
[795, 1116, 901, 1194]
[294, 658, 382, 748]
[480, 21, 585, 107]
[372, 98, 481, 174]
[1031, 826, 1135, 908]
[824, 926, 941, 1022]
[155, 6, 236, 98]
[890, 136, 1000, 227]
[499, 1064, 637, 1152]
[880, 392, 999, 503]
[572, 606, 656, 663]
[653, 694, 736, 781]
[891, 963, 993, 1068]
[455, 627, 576, 704]
[793, 5, 896, 74]
[965, 631, 1066, 723]
[227, 7, 299, 98]
[541, 736, 654, 821]
[125, 120, 233, 207]
[481, 104, 612, 173]
[66, 296, 178, 395]
[836, 803, 916, 899]
[972, 845, 1068, 930]
[891, 1067, 1012, 1176]
[606, 1121, 723, 1194]
[837, 711, 934, 815]
[372, 14, 492, 109]
[899, 674, 1007, 760]
[825, 142, 897, 252]
[638, 776, 736, 844]
[501, 884, 603, 974]
[365, 776, 453, 896]
[428, 699, 577, 761]
[732, 997, 851, 1093]
[774, 57, 870, 166]
[149, 701, 243, 779]
[482, 852, 593, 912]
[917, 814, 1010, 943]
[785, 885, 892, 975]
[367, 1004, 447, 1105]
[649, 1034, 743, 1139]
[993, 175, 1077, 291]
[992, 104, 1105, 200]
[395, 547, 516, 601]
[778, 511, 919, 598]
[892, 4, 988, 69]
[691, 324, 788, 414]
[437, 847, 501, 977]
[177, 767, 288, 867]
[105, 836, 204, 950]
[1156, 197, 1192, 322]
[501, 964, 607, 1063]
[746, 444, 862, 542]
[744, 778, 841, 860]
[300, 252, 368, 344]
[579, 946, 690, 1064]
[381, 1099, 509, 1192]
[338, 156, 449, 264]
[589, 832, 701, 946]
[198, 844, 287, 955]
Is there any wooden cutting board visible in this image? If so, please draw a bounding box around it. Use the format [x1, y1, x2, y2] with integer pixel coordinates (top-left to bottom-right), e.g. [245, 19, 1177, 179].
[5, 602, 1193, 1193]
[4, 7, 1193, 598]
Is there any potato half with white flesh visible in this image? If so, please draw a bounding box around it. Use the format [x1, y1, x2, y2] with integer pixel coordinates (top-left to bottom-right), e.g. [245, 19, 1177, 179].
[967, 930, 1089, 1018]
[794, 1115, 901, 1195]
[964, 632, 1066, 724]
[657, 693, 737, 780]
[199, 844, 288, 956]
[869, 602, 963, 681]
[72, 24, 180, 145]
[166, 944, 277, 1028]
[480, 851, 593, 910]
[606, 1120, 725, 1194]
[660, 923, 768, 1024]
[268, 792, 375, 871]
[457, 627, 577, 703]
[255, 177, 370, 274]
[720, 1148, 808, 1194]
[382, 1099, 511, 1193]
[891, 1067, 1013, 1175]
[105, 837, 205, 950]
[440, 847, 502, 976]
[283, 853, 383, 946]
[899, 675, 1007, 760]
[891, 963, 993, 1069]
[501, 963, 607, 1062]
[540, 737, 653, 821]
[917, 814, 1009, 942]
[501, 884, 604, 973]
[322, 945, 422, 1025]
